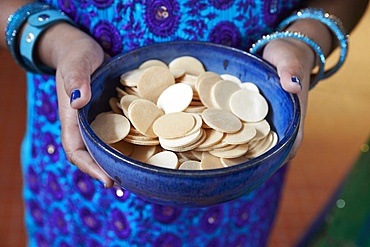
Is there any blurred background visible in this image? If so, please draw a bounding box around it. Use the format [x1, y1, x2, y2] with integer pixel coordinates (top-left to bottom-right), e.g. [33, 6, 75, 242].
[0, 5, 369, 247]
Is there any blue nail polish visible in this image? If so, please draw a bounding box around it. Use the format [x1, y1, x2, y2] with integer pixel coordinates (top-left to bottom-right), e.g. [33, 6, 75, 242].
[97, 179, 107, 189]
[70, 89, 81, 104]
[291, 76, 302, 88]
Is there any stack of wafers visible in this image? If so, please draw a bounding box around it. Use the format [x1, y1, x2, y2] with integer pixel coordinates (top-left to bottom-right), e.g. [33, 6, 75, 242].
[90, 56, 278, 170]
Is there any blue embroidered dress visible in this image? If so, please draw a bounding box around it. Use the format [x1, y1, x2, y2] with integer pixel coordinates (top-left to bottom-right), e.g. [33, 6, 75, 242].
[23, 0, 301, 246]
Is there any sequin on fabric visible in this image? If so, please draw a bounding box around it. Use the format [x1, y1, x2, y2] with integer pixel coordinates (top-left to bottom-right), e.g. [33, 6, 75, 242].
[24, 0, 301, 246]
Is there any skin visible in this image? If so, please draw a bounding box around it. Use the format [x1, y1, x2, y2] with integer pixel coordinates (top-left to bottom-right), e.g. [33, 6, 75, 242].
[0, 0, 368, 188]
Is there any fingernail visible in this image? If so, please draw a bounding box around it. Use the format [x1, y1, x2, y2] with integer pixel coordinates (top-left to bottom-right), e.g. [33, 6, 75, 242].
[70, 89, 81, 105]
[291, 76, 302, 89]
[97, 179, 107, 189]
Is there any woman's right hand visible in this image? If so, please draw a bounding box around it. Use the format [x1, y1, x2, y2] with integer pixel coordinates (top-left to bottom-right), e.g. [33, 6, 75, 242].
[37, 22, 114, 188]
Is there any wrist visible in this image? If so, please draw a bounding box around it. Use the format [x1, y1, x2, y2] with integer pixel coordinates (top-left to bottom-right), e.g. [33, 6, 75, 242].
[277, 8, 349, 80]
[36, 22, 80, 70]
[37, 22, 105, 75]
[283, 19, 333, 58]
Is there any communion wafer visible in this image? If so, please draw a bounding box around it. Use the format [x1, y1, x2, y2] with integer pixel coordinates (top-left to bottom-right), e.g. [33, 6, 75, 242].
[109, 97, 123, 114]
[176, 73, 198, 88]
[221, 155, 250, 167]
[220, 74, 242, 84]
[159, 129, 203, 149]
[223, 123, 257, 145]
[211, 79, 240, 111]
[152, 112, 195, 139]
[146, 150, 179, 169]
[156, 82, 193, 114]
[178, 160, 201, 170]
[196, 129, 224, 149]
[109, 140, 134, 156]
[200, 151, 224, 170]
[186, 113, 203, 135]
[240, 82, 260, 93]
[137, 66, 175, 102]
[244, 120, 270, 140]
[229, 89, 268, 122]
[209, 143, 249, 159]
[124, 136, 160, 146]
[129, 145, 158, 162]
[246, 132, 273, 158]
[160, 129, 207, 152]
[202, 108, 242, 133]
[90, 112, 130, 144]
[168, 56, 205, 76]
[128, 98, 164, 138]
[120, 68, 144, 87]
[176, 151, 201, 162]
[197, 72, 222, 108]
[170, 68, 186, 79]
[120, 94, 140, 118]
[139, 59, 168, 69]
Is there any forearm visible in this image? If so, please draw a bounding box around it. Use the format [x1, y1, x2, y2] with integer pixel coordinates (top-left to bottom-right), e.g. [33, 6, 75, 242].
[287, 0, 369, 56]
[0, 0, 90, 73]
[0, 0, 36, 49]
[305, 0, 369, 34]
[278, 0, 368, 76]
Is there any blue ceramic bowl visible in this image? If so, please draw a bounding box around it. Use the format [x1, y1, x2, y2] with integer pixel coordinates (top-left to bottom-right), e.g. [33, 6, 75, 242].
[78, 41, 300, 207]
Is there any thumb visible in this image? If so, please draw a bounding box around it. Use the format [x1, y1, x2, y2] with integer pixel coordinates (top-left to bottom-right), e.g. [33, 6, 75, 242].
[58, 48, 105, 109]
[261, 39, 315, 94]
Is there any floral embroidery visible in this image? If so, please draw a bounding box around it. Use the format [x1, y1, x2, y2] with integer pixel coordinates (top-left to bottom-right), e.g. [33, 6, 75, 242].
[111, 208, 131, 239]
[199, 205, 223, 233]
[208, 21, 242, 47]
[57, 0, 78, 22]
[27, 166, 40, 194]
[47, 172, 64, 201]
[51, 208, 69, 235]
[80, 207, 102, 233]
[92, 20, 123, 56]
[73, 170, 96, 200]
[28, 200, 44, 226]
[144, 0, 181, 37]
[152, 204, 182, 224]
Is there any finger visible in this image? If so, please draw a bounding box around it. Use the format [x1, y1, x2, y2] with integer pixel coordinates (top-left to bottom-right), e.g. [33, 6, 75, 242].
[56, 73, 114, 188]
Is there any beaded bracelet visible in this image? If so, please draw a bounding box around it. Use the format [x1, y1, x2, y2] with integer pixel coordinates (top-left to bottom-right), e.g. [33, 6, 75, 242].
[249, 31, 326, 89]
[5, 3, 51, 73]
[277, 8, 349, 79]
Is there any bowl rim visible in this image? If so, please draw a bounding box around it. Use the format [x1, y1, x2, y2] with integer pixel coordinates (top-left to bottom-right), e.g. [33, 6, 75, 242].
[78, 41, 300, 178]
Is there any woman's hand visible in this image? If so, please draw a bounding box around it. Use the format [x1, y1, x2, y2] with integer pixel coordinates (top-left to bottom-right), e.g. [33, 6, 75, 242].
[37, 23, 114, 188]
[262, 37, 315, 161]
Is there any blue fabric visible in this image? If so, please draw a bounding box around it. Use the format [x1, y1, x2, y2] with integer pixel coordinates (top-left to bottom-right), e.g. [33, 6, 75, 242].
[22, 0, 301, 246]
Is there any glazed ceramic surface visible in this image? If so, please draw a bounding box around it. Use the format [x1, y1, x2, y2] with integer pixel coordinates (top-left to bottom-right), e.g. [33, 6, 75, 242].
[78, 41, 300, 207]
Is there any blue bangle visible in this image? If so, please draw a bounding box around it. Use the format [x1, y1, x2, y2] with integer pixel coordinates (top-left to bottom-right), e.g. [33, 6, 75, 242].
[20, 9, 75, 74]
[249, 31, 326, 89]
[277, 8, 349, 79]
[5, 3, 51, 72]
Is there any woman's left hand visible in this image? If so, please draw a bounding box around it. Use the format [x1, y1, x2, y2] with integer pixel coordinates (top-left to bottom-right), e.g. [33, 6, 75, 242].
[262, 37, 316, 161]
